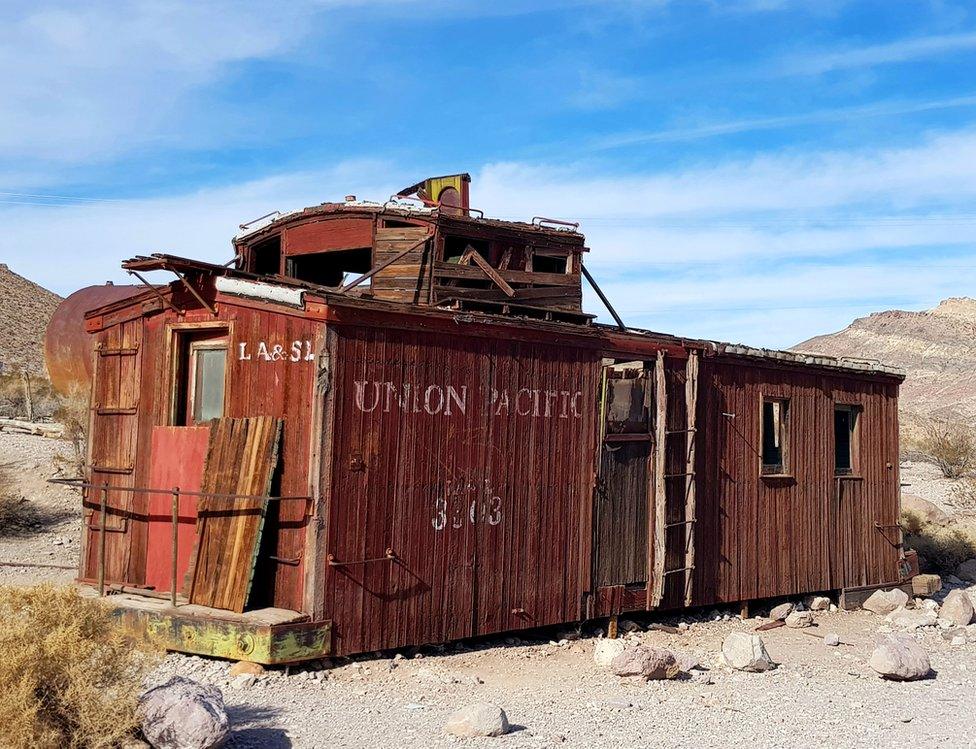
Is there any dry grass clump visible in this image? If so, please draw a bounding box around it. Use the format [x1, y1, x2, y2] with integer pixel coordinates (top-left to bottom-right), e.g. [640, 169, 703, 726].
[0, 585, 159, 748]
[900, 509, 976, 574]
[52, 386, 89, 477]
[917, 419, 976, 479]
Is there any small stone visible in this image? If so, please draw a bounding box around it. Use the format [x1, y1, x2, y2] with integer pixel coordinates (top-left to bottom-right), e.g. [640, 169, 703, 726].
[721, 632, 774, 672]
[823, 633, 841, 647]
[619, 619, 642, 633]
[228, 661, 265, 677]
[674, 652, 700, 672]
[769, 602, 794, 621]
[444, 703, 510, 738]
[230, 674, 255, 689]
[785, 611, 814, 628]
[611, 645, 678, 680]
[593, 638, 627, 667]
[939, 589, 975, 626]
[603, 697, 632, 709]
[952, 635, 967, 646]
[807, 596, 831, 611]
[868, 634, 931, 681]
[886, 606, 938, 631]
[863, 588, 910, 616]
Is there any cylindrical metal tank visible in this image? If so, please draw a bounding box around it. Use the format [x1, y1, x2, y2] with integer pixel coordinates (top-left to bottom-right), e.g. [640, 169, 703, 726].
[45, 284, 143, 395]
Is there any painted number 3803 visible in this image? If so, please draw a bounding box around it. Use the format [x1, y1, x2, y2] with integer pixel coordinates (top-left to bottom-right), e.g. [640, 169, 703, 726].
[431, 481, 502, 531]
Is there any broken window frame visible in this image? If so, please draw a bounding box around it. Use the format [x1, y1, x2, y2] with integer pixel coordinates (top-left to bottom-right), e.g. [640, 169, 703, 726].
[169, 325, 230, 427]
[760, 396, 790, 476]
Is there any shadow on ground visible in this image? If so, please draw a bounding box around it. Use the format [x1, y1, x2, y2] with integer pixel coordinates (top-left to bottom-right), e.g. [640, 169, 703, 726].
[227, 704, 292, 748]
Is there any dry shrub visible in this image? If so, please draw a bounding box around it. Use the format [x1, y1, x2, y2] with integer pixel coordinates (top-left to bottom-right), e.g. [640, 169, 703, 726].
[0, 585, 159, 748]
[52, 385, 90, 477]
[0, 370, 58, 421]
[918, 419, 976, 479]
[900, 511, 976, 574]
[951, 478, 976, 511]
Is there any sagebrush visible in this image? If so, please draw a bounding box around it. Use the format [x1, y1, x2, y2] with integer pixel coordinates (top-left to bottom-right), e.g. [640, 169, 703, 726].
[918, 419, 976, 479]
[52, 386, 89, 476]
[900, 510, 976, 574]
[0, 585, 159, 749]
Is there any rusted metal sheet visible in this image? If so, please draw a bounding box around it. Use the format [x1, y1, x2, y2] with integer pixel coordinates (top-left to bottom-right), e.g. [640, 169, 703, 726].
[45, 284, 143, 394]
[320, 322, 600, 655]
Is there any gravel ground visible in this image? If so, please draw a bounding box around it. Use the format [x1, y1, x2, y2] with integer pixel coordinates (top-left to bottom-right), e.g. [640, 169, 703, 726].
[148, 600, 976, 749]
[2, 434, 976, 748]
[0, 430, 80, 585]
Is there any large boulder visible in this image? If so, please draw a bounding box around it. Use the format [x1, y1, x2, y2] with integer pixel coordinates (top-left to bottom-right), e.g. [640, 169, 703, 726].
[444, 703, 510, 738]
[611, 645, 678, 680]
[785, 611, 814, 628]
[940, 589, 975, 626]
[593, 638, 627, 667]
[862, 588, 909, 616]
[886, 606, 938, 631]
[139, 677, 230, 749]
[957, 559, 976, 583]
[721, 632, 774, 672]
[901, 493, 950, 525]
[868, 634, 931, 681]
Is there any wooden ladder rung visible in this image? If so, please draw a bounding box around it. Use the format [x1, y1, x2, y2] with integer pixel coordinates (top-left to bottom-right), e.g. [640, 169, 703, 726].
[98, 347, 139, 357]
[663, 565, 695, 576]
[665, 519, 697, 528]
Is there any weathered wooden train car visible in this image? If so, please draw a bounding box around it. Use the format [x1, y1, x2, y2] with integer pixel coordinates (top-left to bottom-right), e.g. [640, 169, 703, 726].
[75, 184, 907, 662]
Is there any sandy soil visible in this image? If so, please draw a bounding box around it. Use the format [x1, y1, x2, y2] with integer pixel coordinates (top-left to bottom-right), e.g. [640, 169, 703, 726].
[2, 434, 975, 748]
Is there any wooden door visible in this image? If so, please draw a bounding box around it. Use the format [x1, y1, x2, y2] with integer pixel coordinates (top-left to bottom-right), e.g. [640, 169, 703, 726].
[144, 426, 209, 593]
[592, 364, 654, 588]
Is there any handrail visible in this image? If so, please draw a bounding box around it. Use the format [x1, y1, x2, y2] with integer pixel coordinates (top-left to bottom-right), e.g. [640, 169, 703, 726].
[49, 478, 313, 609]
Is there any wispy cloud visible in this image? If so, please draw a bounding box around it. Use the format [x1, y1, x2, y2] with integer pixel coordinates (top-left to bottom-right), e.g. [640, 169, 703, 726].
[784, 30, 976, 75]
[589, 94, 976, 149]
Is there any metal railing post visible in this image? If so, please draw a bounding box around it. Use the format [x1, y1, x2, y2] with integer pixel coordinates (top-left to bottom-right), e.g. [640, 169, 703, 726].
[171, 486, 180, 608]
[97, 484, 108, 597]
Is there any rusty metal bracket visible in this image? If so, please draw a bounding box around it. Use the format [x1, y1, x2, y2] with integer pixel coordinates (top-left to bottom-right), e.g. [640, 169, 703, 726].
[327, 548, 396, 567]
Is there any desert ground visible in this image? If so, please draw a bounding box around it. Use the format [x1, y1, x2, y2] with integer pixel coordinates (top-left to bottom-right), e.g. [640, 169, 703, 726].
[2, 430, 975, 748]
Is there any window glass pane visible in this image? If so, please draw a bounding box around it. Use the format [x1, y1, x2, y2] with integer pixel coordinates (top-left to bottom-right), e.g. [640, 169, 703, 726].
[762, 400, 784, 471]
[193, 348, 226, 423]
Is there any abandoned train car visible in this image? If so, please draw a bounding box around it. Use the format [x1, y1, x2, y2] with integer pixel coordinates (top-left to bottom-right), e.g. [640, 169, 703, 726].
[75, 175, 907, 662]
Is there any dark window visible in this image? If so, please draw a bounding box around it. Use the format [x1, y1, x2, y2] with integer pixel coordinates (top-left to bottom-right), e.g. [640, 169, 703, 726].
[286, 248, 371, 287]
[761, 398, 789, 474]
[834, 404, 860, 475]
[173, 331, 227, 425]
[532, 252, 569, 274]
[251, 235, 282, 275]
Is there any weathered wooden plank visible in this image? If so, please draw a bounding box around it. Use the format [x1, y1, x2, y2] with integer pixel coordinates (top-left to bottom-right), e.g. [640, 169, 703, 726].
[187, 416, 283, 612]
[649, 351, 667, 608]
[683, 351, 698, 607]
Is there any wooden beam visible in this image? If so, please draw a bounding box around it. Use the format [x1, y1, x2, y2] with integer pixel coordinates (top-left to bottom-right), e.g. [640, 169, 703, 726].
[683, 350, 699, 608]
[463, 247, 516, 298]
[649, 351, 667, 608]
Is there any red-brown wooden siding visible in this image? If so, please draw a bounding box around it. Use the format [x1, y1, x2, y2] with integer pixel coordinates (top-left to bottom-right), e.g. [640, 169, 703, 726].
[320, 323, 600, 655]
[82, 292, 321, 611]
[681, 357, 901, 609]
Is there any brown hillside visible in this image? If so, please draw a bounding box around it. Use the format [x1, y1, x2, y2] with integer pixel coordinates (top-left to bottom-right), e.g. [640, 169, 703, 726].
[0, 263, 62, 376]
[793, 297, 976, 427]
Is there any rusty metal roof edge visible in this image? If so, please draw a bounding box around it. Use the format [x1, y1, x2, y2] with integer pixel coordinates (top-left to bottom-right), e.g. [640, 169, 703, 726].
[715, 343, 906, 379]
[233, 201, 585, 242]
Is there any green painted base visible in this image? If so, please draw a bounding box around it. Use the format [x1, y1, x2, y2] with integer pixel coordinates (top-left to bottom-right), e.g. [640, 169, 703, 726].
[111, 605, 332, 664]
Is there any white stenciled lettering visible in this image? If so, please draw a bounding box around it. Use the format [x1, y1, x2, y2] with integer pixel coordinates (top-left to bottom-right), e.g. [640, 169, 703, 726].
[354, 380, 381, 412]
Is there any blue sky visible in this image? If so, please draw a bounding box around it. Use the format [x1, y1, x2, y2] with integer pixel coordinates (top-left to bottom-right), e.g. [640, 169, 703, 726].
[3, 0, 976, 348]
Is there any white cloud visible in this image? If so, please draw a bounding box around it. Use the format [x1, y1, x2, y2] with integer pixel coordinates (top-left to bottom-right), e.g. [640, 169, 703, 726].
[5, 126, 976, 348]
[0, 1, 400, 166]
[783, 30, 976, 75]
